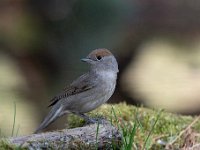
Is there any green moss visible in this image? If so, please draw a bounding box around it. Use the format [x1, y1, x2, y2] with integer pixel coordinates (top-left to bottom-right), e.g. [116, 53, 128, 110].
[67, 103, 200, 149]
[0, 140, 27, 150]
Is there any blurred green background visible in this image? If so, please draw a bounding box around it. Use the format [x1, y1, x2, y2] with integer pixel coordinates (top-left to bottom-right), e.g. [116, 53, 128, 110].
[1, 0, 200, 136]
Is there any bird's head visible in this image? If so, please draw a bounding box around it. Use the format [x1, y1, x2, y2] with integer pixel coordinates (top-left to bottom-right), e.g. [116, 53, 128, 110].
[81, 48, 119, 73]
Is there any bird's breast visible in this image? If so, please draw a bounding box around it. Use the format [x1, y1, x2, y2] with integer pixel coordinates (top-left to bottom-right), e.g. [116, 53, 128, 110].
[64, 70, 117, 113]
[97, 70, 117, 81]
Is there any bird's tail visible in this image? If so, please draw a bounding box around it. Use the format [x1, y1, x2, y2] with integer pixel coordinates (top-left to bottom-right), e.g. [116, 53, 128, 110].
[34, 105, 63, 134]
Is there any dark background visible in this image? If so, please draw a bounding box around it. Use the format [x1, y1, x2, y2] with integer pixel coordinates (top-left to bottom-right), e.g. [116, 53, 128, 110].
[1, 0, 200, 136]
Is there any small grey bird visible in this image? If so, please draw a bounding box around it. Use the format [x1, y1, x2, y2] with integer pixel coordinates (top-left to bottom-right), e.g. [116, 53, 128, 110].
[34, 48, 119, 133]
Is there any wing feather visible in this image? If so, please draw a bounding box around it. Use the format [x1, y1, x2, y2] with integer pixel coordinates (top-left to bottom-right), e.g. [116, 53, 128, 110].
[48, 73, 95, 107]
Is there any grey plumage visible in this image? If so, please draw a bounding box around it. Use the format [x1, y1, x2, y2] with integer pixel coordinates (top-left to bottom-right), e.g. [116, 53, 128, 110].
[34, 49, 118, 133]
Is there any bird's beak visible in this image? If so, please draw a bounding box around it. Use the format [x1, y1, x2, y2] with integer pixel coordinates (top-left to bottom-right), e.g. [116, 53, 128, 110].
[81, 58, 91, 63]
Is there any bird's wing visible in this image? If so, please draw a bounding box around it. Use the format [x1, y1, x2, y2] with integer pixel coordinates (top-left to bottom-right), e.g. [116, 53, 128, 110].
[48, 73, 96, 107]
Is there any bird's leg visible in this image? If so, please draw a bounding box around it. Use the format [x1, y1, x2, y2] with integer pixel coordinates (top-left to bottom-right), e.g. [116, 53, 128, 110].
[73, 112, 98, 124]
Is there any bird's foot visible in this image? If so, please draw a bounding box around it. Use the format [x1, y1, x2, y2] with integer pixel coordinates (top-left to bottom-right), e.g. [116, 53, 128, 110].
[85, 117, 109, 125]
[74, 112, 109, 125]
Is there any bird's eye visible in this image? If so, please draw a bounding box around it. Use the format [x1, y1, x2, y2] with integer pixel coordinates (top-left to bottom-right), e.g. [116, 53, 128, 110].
[96, 55, 102, 60]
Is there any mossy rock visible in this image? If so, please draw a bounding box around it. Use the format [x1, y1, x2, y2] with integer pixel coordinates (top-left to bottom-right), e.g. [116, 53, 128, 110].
[1, 103, 200, 149]
[67, 103, 200, 149]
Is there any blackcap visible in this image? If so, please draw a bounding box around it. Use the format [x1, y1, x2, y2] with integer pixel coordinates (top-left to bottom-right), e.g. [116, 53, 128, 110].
[34, 48, 118, 133]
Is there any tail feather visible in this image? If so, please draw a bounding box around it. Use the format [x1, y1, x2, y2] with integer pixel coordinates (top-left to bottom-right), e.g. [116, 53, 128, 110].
[34, 106, 63, 134]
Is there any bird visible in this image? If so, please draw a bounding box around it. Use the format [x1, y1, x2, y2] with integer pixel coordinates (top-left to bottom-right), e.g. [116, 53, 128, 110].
[34, 48, 119, 133]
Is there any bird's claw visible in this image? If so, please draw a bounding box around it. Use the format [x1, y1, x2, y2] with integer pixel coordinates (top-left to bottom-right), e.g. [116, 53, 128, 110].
[85, 117, 109, 125]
